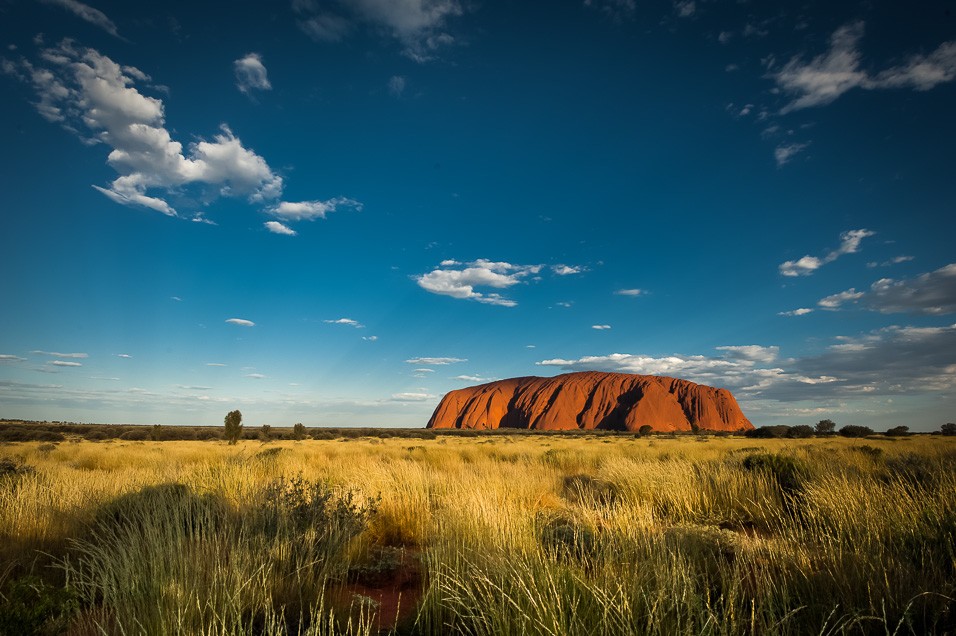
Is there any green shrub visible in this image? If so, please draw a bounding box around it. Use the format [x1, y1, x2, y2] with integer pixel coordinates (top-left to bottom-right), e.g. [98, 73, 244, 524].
[839, 425, 874, 438]
[0, 575, 77, 636]
[741, 452, 807, 496]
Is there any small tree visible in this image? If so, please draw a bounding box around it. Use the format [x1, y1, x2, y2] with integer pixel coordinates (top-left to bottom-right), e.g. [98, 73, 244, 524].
[149, 424, 162, 441]
[885, 425, 909, 437]
[259, 424, 272, 442]
[939, 422, 956, 436]
[638, 425, 653, 437]
[293, 423, 307, 441]
[815, 419, 836, 435]
[224, 410, 243, 445]
[786, 424, 814, 438]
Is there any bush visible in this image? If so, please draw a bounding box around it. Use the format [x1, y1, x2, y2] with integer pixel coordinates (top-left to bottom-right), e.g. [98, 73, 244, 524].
[839, 425, 874, 438]
[638, 424, 653, 437]
[0, 575, 77, 636]
[745, 425, 791, 438]
[786, 425, 815, 438]
[885, 426, 910, 437]
[742, 452, 807, 496]
[941, 423, 956, 436]
[815, 419, 836, 435]
[292, 422, 307, 441]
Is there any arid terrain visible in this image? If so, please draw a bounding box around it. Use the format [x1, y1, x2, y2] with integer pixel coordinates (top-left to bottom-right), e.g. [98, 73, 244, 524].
[1, 431, 954, 635]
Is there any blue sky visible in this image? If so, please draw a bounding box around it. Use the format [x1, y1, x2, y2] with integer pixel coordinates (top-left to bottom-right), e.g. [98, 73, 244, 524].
[1, 0, 954, 430]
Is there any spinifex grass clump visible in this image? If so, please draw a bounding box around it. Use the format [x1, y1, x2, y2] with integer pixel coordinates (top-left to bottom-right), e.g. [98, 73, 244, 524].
[0, 436, 954, 634]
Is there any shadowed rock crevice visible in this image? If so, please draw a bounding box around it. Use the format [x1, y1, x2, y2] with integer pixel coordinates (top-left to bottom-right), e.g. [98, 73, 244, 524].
[427, 372, 753, 432]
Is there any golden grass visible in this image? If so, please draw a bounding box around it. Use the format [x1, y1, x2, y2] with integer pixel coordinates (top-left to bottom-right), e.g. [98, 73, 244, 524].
[0, 434, 954, 634]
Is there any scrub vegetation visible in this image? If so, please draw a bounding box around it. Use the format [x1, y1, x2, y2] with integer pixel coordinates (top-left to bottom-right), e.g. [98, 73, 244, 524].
[0, 432, 954, 635]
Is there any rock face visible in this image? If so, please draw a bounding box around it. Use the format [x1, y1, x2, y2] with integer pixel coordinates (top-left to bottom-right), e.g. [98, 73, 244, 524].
[426, 371, 752, 432]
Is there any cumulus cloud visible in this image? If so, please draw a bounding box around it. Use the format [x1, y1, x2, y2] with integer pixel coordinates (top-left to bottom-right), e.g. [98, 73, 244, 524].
[42, 0, 121, 38]
[778, 308, 813, 317]
[866, 264, 956, 315]
[592, 324, 612, 330]
[234, 53, 272, 95]
[268, 197, 362, 221]
[324, 318, 364, 328]
[775, 22, 956, 113]
[614, 288, 644, 296]
[820, 264, 956, 315]
[225, 318, 255, 326]
[9, 42, 285, 217]
[779, 229, 874, 277]
[537, 324, 956, 402]
[416, 259, 543, 307]
[264, 221, 296, 235]
[405, 357, 466, 365]
[293, 0, 464, 62]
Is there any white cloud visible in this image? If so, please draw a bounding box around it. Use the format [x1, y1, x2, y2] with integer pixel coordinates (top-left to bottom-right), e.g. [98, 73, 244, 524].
[363, 335, 378, 341]
[31, 351, 88, 358]
[416, 259, 543, 307]
[583, 0, 636, 21]
[614, 288, 644, 296]
[171, 296, 182, 302]
[11, 43, 286, 216]
[552, 264, 584, 275]
[245, 373, 266, 379]
[225, 318, 255, 326]
[116, 353, 132, 358]
[555, 301, 573, 308]
[206, 363, 227, 367]
[234, 53, 272, 95]
[778, 308, 813, 317]
[42, 0, 121, 38]
[268, 197, 362, 221]
[413, 368, 435, 373]
[867, 255, 914, 268]
[388, 75, 406, 96]
[405, 357, 466, 365]
[324, 318, 364, 328]
[0, 355, 25, 363]
[775, 22, 956, 113]
[264, 221, 296, 236]
[592, 324, 612, 330]
[51, 360, 83, 367]
[779, 229, 874, 276]
[390, 392, 435, 402]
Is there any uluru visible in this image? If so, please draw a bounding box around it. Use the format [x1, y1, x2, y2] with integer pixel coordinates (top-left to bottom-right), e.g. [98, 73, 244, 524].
[427, 371, 752, 432]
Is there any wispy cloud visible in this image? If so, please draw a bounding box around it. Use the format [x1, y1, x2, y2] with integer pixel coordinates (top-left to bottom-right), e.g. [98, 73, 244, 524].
[779, 229, 874, 277]
[778, 308, 813, 317]
[416, 259, 544, 307]
[293, 0, 464, 62]
[867, 255, 914, 268]
[390, 392, 436, 402]
[774, 22, 956, 113]
[51, 360, 82, 367]
[405, 357, 466, 365]
[31, 351, 88, 359]
[388, 75, 406, 96]
[267, 197, 362, 221]
[225, 318, 255, 327]
[552, 264, 584, 276]
[614, 288, 644, 296]
[234, 53, 272, 95]
[451, 375, 492, 383]
[774, 142, 809, 167]
[42, 0, 121, 38]
[362, 335, 378, 341]
[206, 363, 227, 367]
[591, 324, 612, 330]
[244, 373, 266, 379]
[0, 355, 25, 363]
[116, 353, 132, 358]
